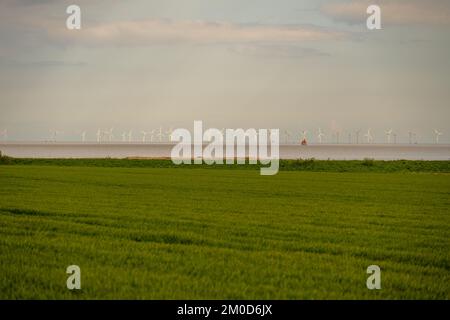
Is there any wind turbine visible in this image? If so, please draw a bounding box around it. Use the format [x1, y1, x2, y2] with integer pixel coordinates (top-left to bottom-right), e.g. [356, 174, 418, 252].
[385, 129, 393, 144]
[333, 130, 341, 144]
[434, 129, 443, 144]
[96, 129, 102, 143]
[147, 129, 155, 142]
[355, 129, 361, 144]
[317, 128, 325, 144]
[408, 132, 417, 144]
[141, 131, 150, 143]
[105, 128, 114, 142]
[364, 129, 373, 143]
[156, 127, 164, 142]
[50, 130, 61, 142]
[408, 131, 413, 144]
[81, 131, 87, 143]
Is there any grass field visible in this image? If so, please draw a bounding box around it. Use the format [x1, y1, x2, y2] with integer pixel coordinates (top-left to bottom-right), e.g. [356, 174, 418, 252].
[0, 161, 449, 299]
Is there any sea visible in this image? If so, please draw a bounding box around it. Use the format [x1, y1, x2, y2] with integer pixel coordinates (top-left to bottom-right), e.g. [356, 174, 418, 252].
[0, 143, 449, 160]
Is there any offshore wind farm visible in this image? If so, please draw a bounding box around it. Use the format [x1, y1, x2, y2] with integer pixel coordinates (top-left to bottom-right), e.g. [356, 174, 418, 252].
[0, 127, 449, 160]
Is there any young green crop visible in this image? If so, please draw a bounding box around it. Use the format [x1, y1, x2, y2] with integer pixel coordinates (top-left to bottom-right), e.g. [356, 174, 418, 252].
[0, 165, 449, 299]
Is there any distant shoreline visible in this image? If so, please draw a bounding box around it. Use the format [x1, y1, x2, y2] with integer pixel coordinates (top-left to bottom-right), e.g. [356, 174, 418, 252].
[1, 156, 449, 173]
[1, 143, 449, 161]
[1, 141, 450, 147]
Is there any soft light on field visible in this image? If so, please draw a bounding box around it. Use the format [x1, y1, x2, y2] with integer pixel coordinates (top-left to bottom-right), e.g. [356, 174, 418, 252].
[0, 163, 449, 299]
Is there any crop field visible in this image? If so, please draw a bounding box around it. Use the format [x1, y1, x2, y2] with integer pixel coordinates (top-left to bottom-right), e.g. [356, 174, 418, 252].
[0, 161, 449, 299]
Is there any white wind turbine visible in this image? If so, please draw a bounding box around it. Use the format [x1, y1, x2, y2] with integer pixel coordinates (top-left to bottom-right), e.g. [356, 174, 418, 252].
[156, 127, 164, 142]
[96, 129, 102, 143]
[81, 131, 87, 143]
[148, 129, 155, 142]
[355, 129, 361, 144]
[408, 131, 414, 144]
[385, 129, 393, 144]
[333, 130, 341, 144]
[105, 128, 114, 142]
[50, 129, 61, 142]
[364, 129, 373, 143]
[434, 129, 443, 144]
[141, 131, 150, 143]
[409, 132, 417, 144]
[317, 128, 325, 144]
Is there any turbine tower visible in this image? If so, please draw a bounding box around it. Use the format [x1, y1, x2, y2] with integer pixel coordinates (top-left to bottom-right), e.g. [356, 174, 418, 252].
[149, 129, 156, 142]
[157, 127, 164, 142]
[50, 130, 61, 142]
[364, 129, 373, 143]
[333, 130, 341, 144]
[355, 129, 361, 144]
[104, 128, 114, 142]
[81, 131, 87, 143]
[96, 129, 102, 143]
[317, 128, 325, 144]
[413, 133, 418, 144]
[141, 131, 149, 143]
[385, 129, 393, 144]
[408, 131, 413, 144]
[434, 129, 443, 144]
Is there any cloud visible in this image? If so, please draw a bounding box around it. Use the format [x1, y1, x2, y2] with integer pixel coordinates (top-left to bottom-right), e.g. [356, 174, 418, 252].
[322, 0, 450, 26]
[229, 44, 330, 59]
[47, 19, 343, 46]
[0, 0, 343, 49]
[1, 60, 87, 68]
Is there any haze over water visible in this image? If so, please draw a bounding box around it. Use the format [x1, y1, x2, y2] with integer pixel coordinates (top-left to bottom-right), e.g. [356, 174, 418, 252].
[1, 143, 449, 161]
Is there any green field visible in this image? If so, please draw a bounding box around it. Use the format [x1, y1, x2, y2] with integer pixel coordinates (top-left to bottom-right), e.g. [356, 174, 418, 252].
[0, 161, 449, 299]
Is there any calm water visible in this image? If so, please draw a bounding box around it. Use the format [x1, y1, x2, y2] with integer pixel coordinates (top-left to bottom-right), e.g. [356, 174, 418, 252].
[1, 143, 449, 160]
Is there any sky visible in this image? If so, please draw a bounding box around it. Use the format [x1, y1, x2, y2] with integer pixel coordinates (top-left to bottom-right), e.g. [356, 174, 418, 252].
[0, 0, 449, 143]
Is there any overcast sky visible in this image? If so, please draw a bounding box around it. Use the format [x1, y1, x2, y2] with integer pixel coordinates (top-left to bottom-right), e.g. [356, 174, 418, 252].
[0, 0, 449, 143]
